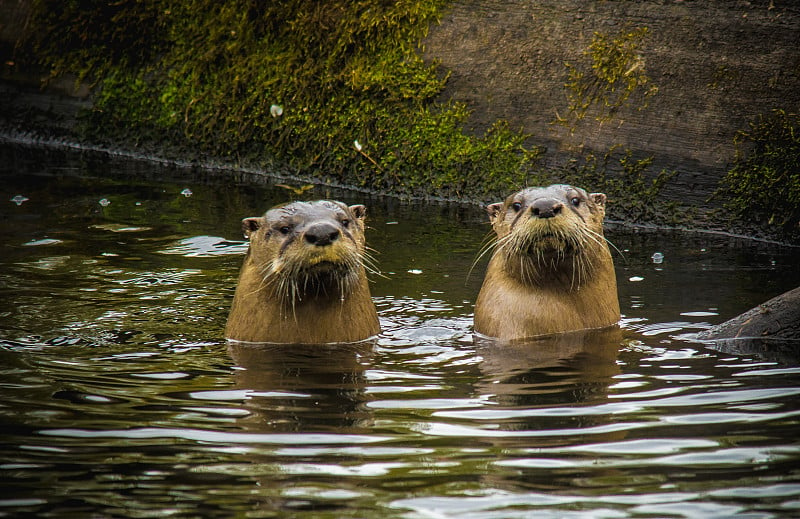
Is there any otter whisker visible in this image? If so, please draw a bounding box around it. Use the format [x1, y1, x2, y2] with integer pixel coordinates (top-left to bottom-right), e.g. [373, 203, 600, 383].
[585, 227, 626, 261]
[471, 235, 497, 268]
[361, 249, 386, 279]
[289, 279, 299, 323]
[244, 260, 280, 298]
[468, 232, 509, 281]
[575, 226, 606, 252]
[570, 255, 579, 290]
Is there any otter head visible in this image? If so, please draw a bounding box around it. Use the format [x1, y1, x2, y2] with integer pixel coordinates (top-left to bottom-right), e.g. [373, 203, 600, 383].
[242, 200, 369, 304]
[486, 184, 609, 288]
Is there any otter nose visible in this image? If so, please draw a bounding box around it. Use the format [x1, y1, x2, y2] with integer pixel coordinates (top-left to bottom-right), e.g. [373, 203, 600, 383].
[304, 222, 340, 246]
[531, 198, 563, 219]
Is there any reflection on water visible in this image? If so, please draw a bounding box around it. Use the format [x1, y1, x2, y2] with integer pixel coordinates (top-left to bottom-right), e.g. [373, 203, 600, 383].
[228, 342, 375, 433]
[1, 143, 800, 517]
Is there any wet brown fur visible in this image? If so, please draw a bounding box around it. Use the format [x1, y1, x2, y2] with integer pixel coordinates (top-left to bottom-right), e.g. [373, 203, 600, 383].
[225, 200, 380, 343]
[474, 184, 620, 341]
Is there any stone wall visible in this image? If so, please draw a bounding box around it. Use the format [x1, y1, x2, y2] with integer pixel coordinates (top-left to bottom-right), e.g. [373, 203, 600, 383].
[423, 0, 800, 202]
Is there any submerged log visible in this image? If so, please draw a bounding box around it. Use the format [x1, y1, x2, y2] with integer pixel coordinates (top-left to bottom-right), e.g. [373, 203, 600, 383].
[699, 286, 800, 341]
[697, 286, 800, 363]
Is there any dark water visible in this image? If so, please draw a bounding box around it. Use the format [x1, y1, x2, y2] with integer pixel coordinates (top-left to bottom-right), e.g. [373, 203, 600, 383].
[1, 143, 799, 518]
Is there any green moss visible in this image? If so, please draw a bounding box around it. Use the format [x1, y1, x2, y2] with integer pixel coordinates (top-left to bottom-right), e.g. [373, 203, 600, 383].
[720, 109, 800, 233]
[560, 27, 658, 130]
[554, 147, 680, 224]
[22, 0, 541, 199]
[24, 0, 166, 85]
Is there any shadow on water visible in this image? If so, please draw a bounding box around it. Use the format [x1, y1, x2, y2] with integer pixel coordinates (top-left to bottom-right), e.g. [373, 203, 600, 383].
[228, 341, 376, 433]
[433, 329, 626, 448]
[475, 328, 622, 410]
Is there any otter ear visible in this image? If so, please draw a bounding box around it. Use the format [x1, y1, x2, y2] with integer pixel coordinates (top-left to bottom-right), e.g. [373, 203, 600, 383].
[241, 217, 264, 237]
[485, 202, 504, 224]
[590, 193, 607, 208]
[349, 204, 367, 221]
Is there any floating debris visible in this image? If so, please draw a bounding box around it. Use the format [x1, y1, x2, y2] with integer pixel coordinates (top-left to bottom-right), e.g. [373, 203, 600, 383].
[276, 184, 314, 195]
[91, 224, 151, 233]
[408, 269, 423, 275]
[680, 311, 719, 317]
[23, 238, 61, 247]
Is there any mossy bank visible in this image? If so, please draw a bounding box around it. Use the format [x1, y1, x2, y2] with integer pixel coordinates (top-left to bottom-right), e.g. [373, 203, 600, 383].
[1, 0, 799, 243]
[5, 0, 540, 201]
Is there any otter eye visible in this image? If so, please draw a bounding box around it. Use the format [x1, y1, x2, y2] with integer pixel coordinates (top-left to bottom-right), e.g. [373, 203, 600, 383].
[570, 197, 581, 207]
[341, 219, 350, 228]
[511, 202, 523, 212]
[279, 226, 291, 235]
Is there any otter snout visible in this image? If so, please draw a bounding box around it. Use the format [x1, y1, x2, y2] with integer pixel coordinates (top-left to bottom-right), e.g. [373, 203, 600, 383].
[531, 198, 563, 219]
[304, 222, 341, 246]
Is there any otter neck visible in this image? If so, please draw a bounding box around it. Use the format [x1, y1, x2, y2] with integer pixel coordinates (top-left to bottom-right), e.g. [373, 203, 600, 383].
[269, 266, 360, 306]
[227, 261, 378, 344]
[499, 242, 601, 290]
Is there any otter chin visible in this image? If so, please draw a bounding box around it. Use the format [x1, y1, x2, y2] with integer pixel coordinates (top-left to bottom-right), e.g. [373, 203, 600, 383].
[225, 200, 380, 344]
[474, 184, 620, 341]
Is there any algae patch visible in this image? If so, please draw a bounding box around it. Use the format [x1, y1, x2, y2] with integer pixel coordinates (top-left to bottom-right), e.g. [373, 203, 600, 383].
[720, 109, 800, 235]
[559, 26, 658, 131]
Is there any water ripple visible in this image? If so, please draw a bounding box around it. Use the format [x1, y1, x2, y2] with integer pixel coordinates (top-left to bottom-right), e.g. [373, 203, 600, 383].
[39, 427, 391, 445]
[159, 236, 248, 257]
[433, 387, 800, 421]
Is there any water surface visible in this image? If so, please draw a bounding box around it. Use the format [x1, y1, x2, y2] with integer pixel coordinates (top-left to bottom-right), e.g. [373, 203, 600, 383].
[1, 144, 799, 518]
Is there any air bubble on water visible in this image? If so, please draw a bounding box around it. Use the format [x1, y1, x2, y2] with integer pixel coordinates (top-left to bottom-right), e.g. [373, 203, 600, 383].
[11, 195, 29, 206]
[651, 252, 664, 264]
[181, 188, 193, 197]
[99, 198, 110, 207]
[270, 104, 283, 117]
[629, 276, 644, 282]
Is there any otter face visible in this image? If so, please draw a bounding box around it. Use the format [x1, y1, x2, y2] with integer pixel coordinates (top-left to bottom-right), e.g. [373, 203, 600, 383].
[485, 184, 609, 287]
[242, 200, 369, 302]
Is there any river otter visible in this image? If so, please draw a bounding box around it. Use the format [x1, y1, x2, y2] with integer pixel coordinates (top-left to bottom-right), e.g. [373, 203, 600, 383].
[474, 184, 620, 341]
[225, 200, 380, 344]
